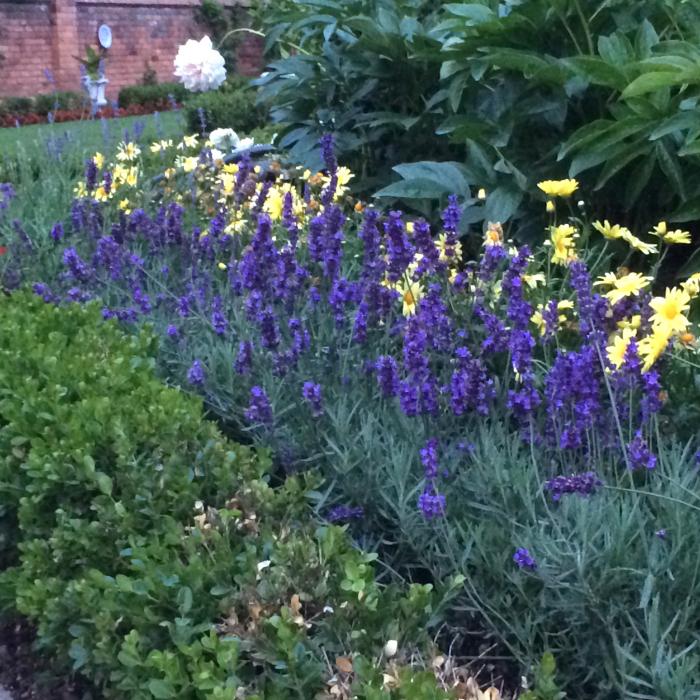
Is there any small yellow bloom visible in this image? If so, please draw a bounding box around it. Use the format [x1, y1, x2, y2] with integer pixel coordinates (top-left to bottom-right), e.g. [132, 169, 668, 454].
[125, 167, 138, 187]
[483, 222, 503, 247]
[406, 222, 415, 234]
[537, 179, 579, 198]
[523, 273, 546, 289]
[592, 220, 629, 241]
[94, 185, 110, 202]
[397, 279, 423, 316]
[617, 314, 642, 331]
[477, 188, 487, 200]
[118, 198, 131, 214]
[550, 224, 577, 265]
[681, 272, 700, 298]
[151, 139, 173, 153]
[116, 142, 141, 162]
[650, 222, 691, 245]
[437, 233, 462, 263]
[607, 327, 637, 370]
[181, 134, 199, 149]
[93, 152, 105, 169]
[649, 287, 691, 334]
[595, 272, 652, 306]
[218, 262, 227, 270]
[74, 181, 87, 198]
[264, 188, 284, 221]
[222, 162, 239, 175]
[621, 230, 658, 255]
[639, 327, 672, 372]
[181, 156, 199, 173]
[546, 200, 555, 214]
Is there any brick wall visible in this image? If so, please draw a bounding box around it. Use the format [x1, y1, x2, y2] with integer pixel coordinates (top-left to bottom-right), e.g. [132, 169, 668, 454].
[0, 0, 262, 100]
[0, 1, 55, 96]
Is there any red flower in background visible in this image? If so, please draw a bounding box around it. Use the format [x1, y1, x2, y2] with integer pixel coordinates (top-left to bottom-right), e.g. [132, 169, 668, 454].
[0, 246, 7, 256]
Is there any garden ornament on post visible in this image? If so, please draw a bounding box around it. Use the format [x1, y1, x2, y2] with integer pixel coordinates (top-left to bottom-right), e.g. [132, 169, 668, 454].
[78, 25, 112, 116]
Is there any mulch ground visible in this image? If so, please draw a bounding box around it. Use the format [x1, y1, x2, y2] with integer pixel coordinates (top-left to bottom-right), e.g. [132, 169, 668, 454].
[0, 618, 94, 700]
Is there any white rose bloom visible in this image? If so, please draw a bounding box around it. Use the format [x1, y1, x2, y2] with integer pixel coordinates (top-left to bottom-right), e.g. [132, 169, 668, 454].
[174, 36, 226, 92]
[209, 127, 239, 150]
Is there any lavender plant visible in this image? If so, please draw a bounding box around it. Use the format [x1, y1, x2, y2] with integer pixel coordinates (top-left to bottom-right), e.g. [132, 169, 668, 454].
[5, 135, 700, 697]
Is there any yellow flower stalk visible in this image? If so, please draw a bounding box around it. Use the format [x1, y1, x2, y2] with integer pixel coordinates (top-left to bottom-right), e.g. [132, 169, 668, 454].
[537, 179, 579, 198]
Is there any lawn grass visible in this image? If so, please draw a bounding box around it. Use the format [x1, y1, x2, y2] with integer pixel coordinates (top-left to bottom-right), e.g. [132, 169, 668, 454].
[0, 110, 184, 160]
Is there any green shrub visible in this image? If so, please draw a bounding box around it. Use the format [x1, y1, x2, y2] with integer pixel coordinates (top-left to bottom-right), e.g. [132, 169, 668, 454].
[0, 293, 453, 698]
[34, 91, 84, 115]
[183, 80, 268, 135]
[256, 0, 700, 236]
[0, 96, 34, 116]
[118, 83, 188, 109]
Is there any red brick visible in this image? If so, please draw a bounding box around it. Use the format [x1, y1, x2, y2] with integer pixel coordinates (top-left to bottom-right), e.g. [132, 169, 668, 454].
[0, 0, 262, 99]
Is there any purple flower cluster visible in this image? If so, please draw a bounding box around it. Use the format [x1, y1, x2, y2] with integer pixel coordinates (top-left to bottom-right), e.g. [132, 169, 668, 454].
[627, 432, 657, 471]
[327, 505, 364, 523]
[418, 438, 446, 519]
[245, 386, 273, 426]
[513, 547, 537, 571]
[302, 381, 323, 418]
[544, 471, 602, 501]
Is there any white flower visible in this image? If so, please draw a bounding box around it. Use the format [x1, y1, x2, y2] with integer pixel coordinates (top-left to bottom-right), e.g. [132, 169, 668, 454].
[209, 128, 239, 150]
[209, 128, 256, 152]
[173, 36, 226, 92]
[383, 640, 398, 658]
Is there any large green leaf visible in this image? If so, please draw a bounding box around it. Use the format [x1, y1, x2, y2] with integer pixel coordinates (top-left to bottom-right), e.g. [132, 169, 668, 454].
[373, 177, 457, 200]
[393, 161, 470, 193]
[622, 68, 700, 98]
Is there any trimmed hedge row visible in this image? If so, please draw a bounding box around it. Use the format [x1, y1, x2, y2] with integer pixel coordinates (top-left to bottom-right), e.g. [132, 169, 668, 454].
[118, 83, 189, 109]
[0, 293, 451, 699]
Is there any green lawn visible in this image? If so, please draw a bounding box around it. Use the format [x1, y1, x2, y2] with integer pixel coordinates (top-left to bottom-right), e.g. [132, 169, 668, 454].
[0, 110, 184, 160]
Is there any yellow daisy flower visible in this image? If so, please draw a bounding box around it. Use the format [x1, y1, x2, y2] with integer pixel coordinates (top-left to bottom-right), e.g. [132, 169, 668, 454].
[118, 198, 131, 214]
[592, 220, 629, 240]
[639, 327, 672, 373]
[680, 272, 700, 298]
[607, 327, 637, 370]
[537, 179, 579, 198]
[483, 222, 503, 247]
[523, 273, 546, 289]
[650, 222, 691, 245]
[649, 287, 691, 334]
[397, 279, 424, 316]
[74, 181, 87, 198]
[116, 142, 141, 162]
[594, 272, 653, 306]
[550, 224, 577, 265]
[93, 152, 105, 170]
[621, 230, 658, 255]
[436, 233, 463, 263]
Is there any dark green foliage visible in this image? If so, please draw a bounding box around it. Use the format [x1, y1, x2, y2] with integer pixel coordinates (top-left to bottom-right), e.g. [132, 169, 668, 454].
[0, 96, 34, 116]
[118, 83, 189, 109]
[0, 293, 451, 698]
[183, 78, 269, 135]
[33, 91, 84, 115]
[255, 0, 700, 236]
[254, 0, 447, 179]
